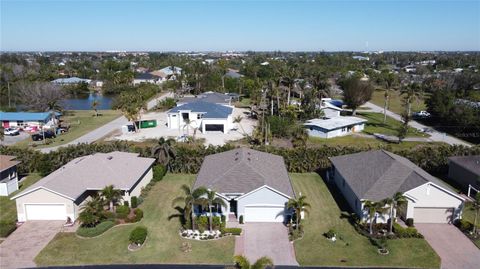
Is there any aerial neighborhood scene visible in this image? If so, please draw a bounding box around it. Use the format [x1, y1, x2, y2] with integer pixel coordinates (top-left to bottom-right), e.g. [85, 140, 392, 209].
[1, 1, 480, 269]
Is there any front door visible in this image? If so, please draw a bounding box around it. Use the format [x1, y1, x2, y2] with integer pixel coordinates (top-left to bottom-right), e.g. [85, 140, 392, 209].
[229, 200, 237, 214]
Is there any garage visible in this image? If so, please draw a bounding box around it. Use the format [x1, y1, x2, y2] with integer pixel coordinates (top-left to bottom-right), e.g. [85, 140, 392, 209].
[25, 204, 67, 221]
[204, 124, 225, 133]
[244, 205, 285, 222]
[413, 207, 454, 223]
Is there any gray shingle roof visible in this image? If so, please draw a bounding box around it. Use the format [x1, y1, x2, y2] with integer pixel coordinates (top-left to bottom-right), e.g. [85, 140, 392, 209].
[12, 152, 155, 201]
[168, 101, 233, 119]
[178, 92, 232, 105]
[193, 148, 295, 197]
[449, 155, 480, 176]
[329, 150, 453, 201]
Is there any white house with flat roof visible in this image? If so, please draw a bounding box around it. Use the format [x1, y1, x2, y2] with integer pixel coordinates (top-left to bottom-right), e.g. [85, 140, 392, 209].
[304, 117, 367, 139]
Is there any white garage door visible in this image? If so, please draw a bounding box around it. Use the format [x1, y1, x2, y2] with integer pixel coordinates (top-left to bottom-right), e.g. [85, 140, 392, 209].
[244, 205, 284, 222]
[414, 207, 453, 223]
[25, 204, 66, 220]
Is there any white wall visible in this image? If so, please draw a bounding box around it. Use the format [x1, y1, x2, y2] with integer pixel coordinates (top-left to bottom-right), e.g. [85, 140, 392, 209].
[404, 183, 464, 221]
[15, 188, 75, 222]
[307, 123, 365, 139]
[236, 186, 289, 221]
[124, 167, 153, 203]
[0, 178, 18, 196]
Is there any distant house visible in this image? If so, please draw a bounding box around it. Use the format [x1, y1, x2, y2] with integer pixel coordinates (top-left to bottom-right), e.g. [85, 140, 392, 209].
[133, 73, 161, 85]
[51, 77, 92, 85]
[0, 155, 20, 196]
[352, 56, 370, 61]
[12, 152, 155, 221]
[225, 69, 243, 79]
[304, 117, 367, 139]
[193, 148, 295, 222]
[177, 92, 233, 106]
[329, 150, 464, 224]
[167, 101, 234, 133]
[0, 112, 58, 129]
[448, 155, 480, 193]
[318, 98, 343, 118]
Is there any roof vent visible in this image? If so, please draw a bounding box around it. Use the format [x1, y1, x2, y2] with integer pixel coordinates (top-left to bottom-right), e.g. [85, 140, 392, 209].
[235, 157, 238, 161]
[247, 158, 251, 161]
[107, 156, 113, 160]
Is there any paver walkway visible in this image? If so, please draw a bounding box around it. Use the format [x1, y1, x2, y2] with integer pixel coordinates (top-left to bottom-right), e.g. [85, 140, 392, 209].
[0, 221, 64, 269]
[235, 223, 298, 266]
[416, 223, 480, 269]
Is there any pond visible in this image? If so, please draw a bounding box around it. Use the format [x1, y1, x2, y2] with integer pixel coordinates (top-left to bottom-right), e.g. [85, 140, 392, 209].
[61, 93, 115, 110]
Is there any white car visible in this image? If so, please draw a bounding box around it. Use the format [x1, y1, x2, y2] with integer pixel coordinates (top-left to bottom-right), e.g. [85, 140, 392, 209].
[413, 111, 431, 118]
[4, 128, 20, 136]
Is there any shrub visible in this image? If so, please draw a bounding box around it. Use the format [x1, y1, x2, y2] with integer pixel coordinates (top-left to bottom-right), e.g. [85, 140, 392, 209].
[123, 201, 129, 207]
[116, 205, 130, 219]
[77, 221, 115, 237]
[239, 215, 244, 224]
[152, 165, 167, 182]
[393, 223, 423, 238]
[131, 196, 138, 208]
[455, 219, 473, 232]
[325, 229, 336, 239]
[207, 235, 214, 239]
[212, 216, 221, 230]
[134, 208, 144, 222]
[104, 211, 116, 220]
[221, 227, 242, 235]
[129, 226, 148, 245]
[0, 220, 16, 237]
[405, 218, 414, 227]
[197, 216, 208, 231]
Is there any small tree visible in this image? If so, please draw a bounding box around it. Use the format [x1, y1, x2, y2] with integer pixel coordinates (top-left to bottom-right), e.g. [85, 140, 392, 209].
[199, 190, 227, 231]
[382, 192, 407, 234]
[363, 200, 388, 235]
[341, 77, 374, 115]
[172, 184, 207, 230]
[233, 255, 273, 269]
[287, 195, 311, 229]
[398, 110, 411, 143]
[91, 100, 100, 117]
[101, 185, 123, 212]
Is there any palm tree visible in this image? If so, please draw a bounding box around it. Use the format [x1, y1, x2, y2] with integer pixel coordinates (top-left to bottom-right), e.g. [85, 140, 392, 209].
[233, 255, 273, 269]
[101, 185, 123, 212]
[79, 193, 105, 227]
[233, 115, 246, 135]
[400, 82, 423, 116]
[382, 192, 407, 234]
[91, 100, 100, 117]
[199, 190, 227, 231]
[287, 195, 311, 228]
[172, 184, 207, 230]
[472, 192, 480, 235]
[291, 124, 308, 148]
[363, 200, 388, 235]
[151, 137, 176, 168]
[381, 72, 396, 123]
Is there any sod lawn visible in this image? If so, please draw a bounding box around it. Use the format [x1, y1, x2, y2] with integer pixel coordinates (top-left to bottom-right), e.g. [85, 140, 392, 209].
[370, 89, 427, 115]
[359, 112, 429, 138]
[34, 173, 234, 266]
[290, 173, 441, 268]
[15, 110, 122, 149]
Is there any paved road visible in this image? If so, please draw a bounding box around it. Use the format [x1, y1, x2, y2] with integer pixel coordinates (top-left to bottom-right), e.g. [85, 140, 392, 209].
[39, 92, 174, 153]
[0, 221, 64, 269]
[236, 223, 298, 266]
[362, 102, 471, 147]
[416, 224, 480, 269]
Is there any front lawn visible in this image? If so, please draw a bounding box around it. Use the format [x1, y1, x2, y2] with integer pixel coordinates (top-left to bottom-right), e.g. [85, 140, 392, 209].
[35, 173, 234, 266]
[359, 112, 428, 137]
[15, 110, 122, 149]
[370, 89, 427, 115]
[290, 173, 440, 268]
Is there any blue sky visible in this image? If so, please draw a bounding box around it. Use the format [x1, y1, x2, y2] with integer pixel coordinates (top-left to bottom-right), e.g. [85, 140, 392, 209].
[1, 0, 479, 51]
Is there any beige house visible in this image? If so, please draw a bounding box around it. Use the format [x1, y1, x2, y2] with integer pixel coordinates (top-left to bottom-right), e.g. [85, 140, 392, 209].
[12, 152, 155, 222]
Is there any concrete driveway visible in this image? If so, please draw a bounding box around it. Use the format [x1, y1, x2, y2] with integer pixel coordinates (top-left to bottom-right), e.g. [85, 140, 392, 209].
[0, 221, 64, 269]
[416, 224, 480, 269]
[235, 223, 298, 266]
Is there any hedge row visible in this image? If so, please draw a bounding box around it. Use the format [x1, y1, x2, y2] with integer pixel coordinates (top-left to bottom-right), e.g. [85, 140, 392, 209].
[77, 220, 116, 238]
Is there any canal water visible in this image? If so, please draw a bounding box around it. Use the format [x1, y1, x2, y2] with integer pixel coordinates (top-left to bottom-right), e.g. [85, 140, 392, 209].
[61, 93, 114, 110]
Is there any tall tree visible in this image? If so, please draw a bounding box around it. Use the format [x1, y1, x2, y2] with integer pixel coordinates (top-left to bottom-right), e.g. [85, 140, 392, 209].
[382, 192, 407, 234]
[380, 71, 397, 123]
[100, 185, 123, 212]
[400, 82, 423, 116]
[199, 190, 227, 231]
[287, 195, 311, 229]
[172, 184, 207, 230]
[363, 200, 387, 235]
[151, 137, 176, 168]
[341, 77, 374, 115]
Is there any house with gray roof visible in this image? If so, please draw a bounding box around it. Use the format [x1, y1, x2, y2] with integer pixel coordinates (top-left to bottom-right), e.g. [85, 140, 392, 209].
[448, 155, 480, 194]
[329, 150, 464, 224]
[12, 152, 155, 222]
[177, 92, 233, 106]
[193, 148, 295, 223]
[167, 99, 234, 134]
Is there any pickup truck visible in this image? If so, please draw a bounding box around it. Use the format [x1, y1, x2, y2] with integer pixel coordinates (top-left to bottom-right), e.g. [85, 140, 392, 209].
[31, 130, 56, 141]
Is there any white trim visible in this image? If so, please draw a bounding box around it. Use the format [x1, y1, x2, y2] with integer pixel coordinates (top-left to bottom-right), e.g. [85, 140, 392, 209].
[11, 186, 76, 201]
[244, 204, 285, 208]
[407, 182, 465, 201]
[234, 185, 291, 201]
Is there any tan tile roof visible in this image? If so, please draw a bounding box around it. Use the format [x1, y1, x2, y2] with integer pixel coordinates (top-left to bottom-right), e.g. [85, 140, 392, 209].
[0, 155, 20, 171]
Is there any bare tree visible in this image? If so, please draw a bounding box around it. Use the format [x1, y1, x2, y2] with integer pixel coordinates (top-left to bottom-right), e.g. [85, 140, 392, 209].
[15, 82, 66, 112]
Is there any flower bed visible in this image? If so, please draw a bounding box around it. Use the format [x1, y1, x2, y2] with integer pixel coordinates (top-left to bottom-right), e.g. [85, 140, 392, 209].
[180, 229, 222, 240]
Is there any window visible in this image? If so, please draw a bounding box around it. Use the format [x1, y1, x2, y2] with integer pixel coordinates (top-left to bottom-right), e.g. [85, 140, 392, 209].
[17, 121, 25, 126]
[197, 114, 203, 119]
[171, 114, 176, 117]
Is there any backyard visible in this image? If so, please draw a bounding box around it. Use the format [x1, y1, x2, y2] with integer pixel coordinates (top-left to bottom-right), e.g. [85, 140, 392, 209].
[290, 173, 441, 268]
[14, 110, 122, 149]
[34, 173, 235, 266]
[370, 89, 427, 115]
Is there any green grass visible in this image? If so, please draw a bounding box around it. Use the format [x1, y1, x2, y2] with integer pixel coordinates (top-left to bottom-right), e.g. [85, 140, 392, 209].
[15, 110, 122, 149]
[359, 112, 428, 137]
[0, 173, 42, 224]
[291, 173, 440, 268]
[235, 97, 251, 108]
[35, 173, 234, 266]
[461, 202, 480, 248]
[370, 89, 427, 115]
[307, 136, 441, 150]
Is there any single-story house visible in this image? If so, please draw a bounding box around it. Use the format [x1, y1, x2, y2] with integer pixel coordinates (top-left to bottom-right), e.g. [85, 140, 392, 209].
[304, 116, 367, 139]
[167, 101, 234, 133]
[11, 152, 155, 222]
[329, 150, 464, 224]
[0, 155, 20, 196]
[177, 92, 233, 106]
[133, 73, 161, 85]
[193, 148, 295, 223]
[0, 112, 58, 129]
[318, 98, 343, 118]
[448, 155, 480, 193]
[51, 77, 92, 85]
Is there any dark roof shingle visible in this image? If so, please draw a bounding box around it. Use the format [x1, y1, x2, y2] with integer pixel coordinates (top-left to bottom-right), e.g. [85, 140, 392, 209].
[449, 155, 480, 176]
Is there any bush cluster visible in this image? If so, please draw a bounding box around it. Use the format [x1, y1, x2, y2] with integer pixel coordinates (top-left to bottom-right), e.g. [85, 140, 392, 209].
[131, 196, 138, 208]
[129, 226, 148, 245]
[152, 165, 167, 182]
[393, 223, 423, 238]
[455, 219, 474, 232]
[116, 205, 130, 219]
[221, 227, 242, 235]
[77, 220, 115, 237]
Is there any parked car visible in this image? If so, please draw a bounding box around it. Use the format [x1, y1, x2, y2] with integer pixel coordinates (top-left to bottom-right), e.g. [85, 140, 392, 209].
[413, 111, 431, 118]
[4, 128, 20, 136]
[31, 130, 56, 141]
